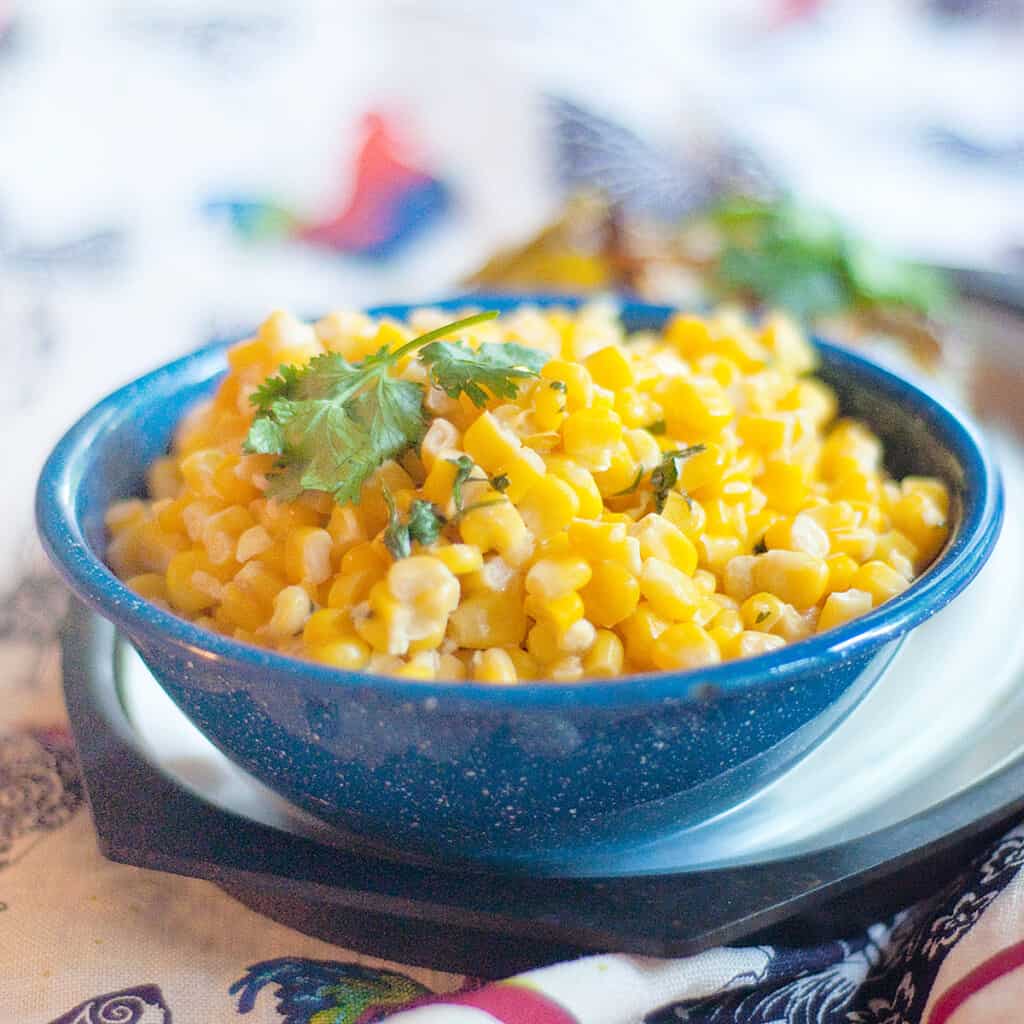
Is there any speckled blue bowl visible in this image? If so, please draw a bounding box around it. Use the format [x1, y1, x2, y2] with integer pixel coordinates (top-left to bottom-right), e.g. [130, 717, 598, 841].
[37, 297, 1002, 871]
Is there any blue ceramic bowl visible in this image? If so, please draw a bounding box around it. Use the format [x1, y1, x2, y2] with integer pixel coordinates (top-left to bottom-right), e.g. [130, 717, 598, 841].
[37, 297, 1002, 871]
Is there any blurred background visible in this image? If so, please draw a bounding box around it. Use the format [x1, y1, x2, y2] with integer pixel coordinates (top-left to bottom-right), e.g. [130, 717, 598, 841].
[4, 0, 1024, 592]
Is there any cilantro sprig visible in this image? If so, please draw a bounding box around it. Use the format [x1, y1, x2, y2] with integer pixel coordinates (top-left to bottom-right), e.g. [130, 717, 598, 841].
[244, 311, 548, 505]
[382, 486, 446, 560]
[650, 445, 705, 512]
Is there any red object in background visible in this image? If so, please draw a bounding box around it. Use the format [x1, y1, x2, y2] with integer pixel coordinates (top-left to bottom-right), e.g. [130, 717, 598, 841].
[298, 113, 449, 254]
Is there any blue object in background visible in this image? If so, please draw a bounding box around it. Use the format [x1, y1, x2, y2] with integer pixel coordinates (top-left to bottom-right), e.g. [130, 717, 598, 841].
[36, 297, 1003, 872]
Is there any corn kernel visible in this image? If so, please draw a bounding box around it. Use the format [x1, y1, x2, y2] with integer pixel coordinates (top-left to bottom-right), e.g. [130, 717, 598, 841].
[764, 513, 830, 559]
[525, 556, 593, 600]
[517, 476, 579, 540]
[640, 558, 702, 621]
[651, 622, 721, 671]
[267, 585, 313, 639]
[818, 588, 874, 633]
[460, 500, 534, 565]
[621, 603, 671, 669]
[472, 647, 518, 683]
[753, 550, 829, 609]
[826, 553, 859, 593]
[740, 592, 786, 632]
[580, 560, 640, 627]
[733, 630, 786, 659]
[852, 561, 910, 606]
[583, 629, 625, 677]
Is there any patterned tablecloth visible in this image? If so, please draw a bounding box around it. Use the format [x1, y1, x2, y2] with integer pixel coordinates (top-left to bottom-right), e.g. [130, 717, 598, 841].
[4, 3, 1024, 1021]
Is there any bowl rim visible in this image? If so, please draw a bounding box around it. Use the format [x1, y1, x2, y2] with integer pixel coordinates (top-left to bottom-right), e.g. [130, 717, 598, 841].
[36, 294, 1004, 709]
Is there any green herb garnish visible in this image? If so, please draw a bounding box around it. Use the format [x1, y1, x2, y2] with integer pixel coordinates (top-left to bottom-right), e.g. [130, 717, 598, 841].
[646, 419, 666, 435]
[245, 310, 549, 504]
[650, 445, 705, 513]
[705, 196, 950, 319]
[382, 486, 446, 560]
[447, 455, 510, 515]
[420, 340, 548, 407]
[549, 380, 567, 392]
[752, 536, 768, 555]
[755, 609, 771, 625]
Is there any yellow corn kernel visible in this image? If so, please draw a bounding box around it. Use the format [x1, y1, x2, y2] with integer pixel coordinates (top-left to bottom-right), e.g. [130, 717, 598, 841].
[591, 443, 642, 496]
[640, 557, 702, 621]
[526, 621, 561, 664]
[723, 554, 758, 602]
[107, 517, 188, 578]
[448, 586, 528, 649]
[200, 505, 254, 566]
[326, 504, 367, 558]
[267, 585, 313, 639]
[460, 500, 533, 566]
[698, 534, 745, 577]
[666, 313, 714, 358]
[764, 513, 830, 559]
[434, 544, 484, 575]
[561, 408, 623, 472]
[388, 556, 460, 614]
[438, 652, 468, 681]
[740, 592, 786, 632]
[584, 344, 635, 389]
[583, 629, 625, 677]
[463, 411, 523, 473]
[579, 560, 641, 628]
[678, 443, 727, 496]
[525, 556, 592, 600]
[165, 550, 221, 614]
[753, 550, 829, 609]
[758, 459, 809, 515]
[472, 647, 518, 684]
[631, 515, 698, 575]
[542, 456, 603, 518]
[327, 542, 389, 608]
[660, 492, 707, 541]
[126, 573, 168, 602]
[541, 359, 593, 410]
[901, 476, 950, 516]
[710, 606, 744, 638]
[309, 636, 371, 670]
[732, 630, 786, 659]
[527, 591, 585, 633]
[284, 526, 333, 585]
[253, 497, 324, 537]
[663, 377, 733, 437]
[495, 447, 546, 502]
[820, 420, 882, 479]
[236, 524, 273, 563]
[826, 553, 859, 593]
[818, 588, 874, 633]
[146, 457, 182, 501]
[304, 608, 351, 646]
[548, 656, 585, 682]
[891, 491, 948, 565]
[760, 313, 816, 374]
[516, 476, 579, 541]
[621, 603, 671, 669]
[532, 381, 568, 432]
[419, 418, 461, 471]
[737, 413, 795, 452]
[828, 527, 877, 563]
[651, 622, 721, 671]
[852, 561, 910, 606]
[219, 561, 285, 631]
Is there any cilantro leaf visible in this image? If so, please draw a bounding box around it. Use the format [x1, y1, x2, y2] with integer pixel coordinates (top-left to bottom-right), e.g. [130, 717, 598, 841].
[382, 487, 446, 560]
[420, 340, 548, 407]
[244, 311, 498, 504]
[448, 455, 476, 515]
[650, 445, 705, 513]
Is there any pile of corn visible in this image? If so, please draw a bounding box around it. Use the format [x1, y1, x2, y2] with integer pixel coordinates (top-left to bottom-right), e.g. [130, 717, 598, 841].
[106, 305, 950, 683]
